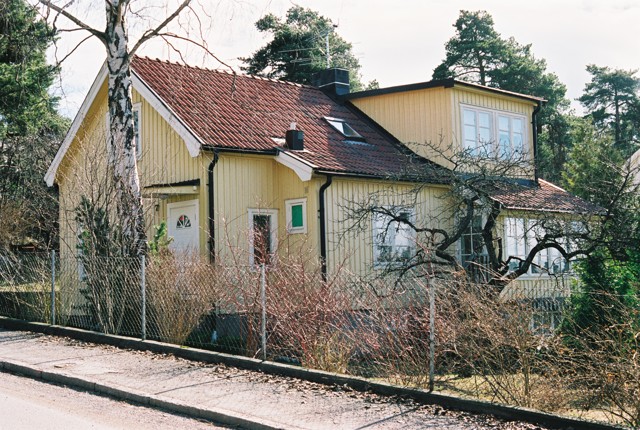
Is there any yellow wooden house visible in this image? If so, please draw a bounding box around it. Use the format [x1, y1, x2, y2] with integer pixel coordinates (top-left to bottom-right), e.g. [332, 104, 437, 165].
[46, 57, 600, 327]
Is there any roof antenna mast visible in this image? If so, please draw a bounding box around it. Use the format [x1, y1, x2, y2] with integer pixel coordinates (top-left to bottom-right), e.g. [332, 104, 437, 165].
[326, 24, 338, 68]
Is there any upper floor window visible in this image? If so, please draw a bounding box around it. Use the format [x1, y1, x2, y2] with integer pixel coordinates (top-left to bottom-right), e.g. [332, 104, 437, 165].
[462, 106, 527, 160]
[373, 209, 415, 266]
[498, 114, 524, 159]
[133, 103, 142, 159]
[463, 109, 492, 157]
[105, 103, 142, 159]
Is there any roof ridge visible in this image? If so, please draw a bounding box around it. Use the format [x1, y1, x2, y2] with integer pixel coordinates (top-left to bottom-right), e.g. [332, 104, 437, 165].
[132, 55, 314, 89]
[538, 178, 567, 192]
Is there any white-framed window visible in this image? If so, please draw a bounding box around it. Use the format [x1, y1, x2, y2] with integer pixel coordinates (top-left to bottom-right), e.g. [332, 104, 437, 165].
[133, 103, 142, 159]
[76, 221, 86, 281]
[497, 114, 525, 159]
[372, 208, 416, 266]
[461, 105, 528, 159]
[504, 218, 570, 276]
[463, 108, 493, 156]
[105, 103, 142, 159]
[248, 208, 278, 267]
[531, 297, 566, 334]
[460, 212, 488, 266]
[285, 198, 307, 234]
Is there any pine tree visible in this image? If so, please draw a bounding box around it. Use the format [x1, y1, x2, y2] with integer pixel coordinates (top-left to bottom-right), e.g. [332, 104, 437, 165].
[0, 0, 66, 250]
[433, 10, 571, 183]
[240, 6, 365, 90]
[579, 65, 640, 157]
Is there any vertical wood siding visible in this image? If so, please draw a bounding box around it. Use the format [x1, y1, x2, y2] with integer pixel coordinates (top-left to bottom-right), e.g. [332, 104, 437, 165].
[212, 153, 322, 267]
[352, 86, 537, 177]
[324, 178, 451, 277]
[56, 81, 110, 259]
[132, 90, 205, 186]
[350, 87, 453, 167]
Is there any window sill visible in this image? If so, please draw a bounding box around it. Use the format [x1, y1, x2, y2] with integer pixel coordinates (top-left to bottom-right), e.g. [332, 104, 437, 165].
[514, 271, 575, 280]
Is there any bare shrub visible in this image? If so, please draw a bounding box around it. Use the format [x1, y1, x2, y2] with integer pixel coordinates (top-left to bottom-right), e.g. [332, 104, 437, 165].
[349, 279, 434, 387]
[559, 292, 640, 428]
[370, 307, 432, 386]
[263, 252, 359, 373]
[146, 252, 219, 346]
[0, 253, 52, 323]
[436, 278, 571, 411]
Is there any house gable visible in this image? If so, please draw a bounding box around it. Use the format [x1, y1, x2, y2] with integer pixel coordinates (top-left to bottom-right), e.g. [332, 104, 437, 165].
[45, 64, 108, 187]
[45, 62, 204, 187]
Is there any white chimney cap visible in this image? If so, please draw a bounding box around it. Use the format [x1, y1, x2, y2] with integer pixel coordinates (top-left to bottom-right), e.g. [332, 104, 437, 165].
[289, 122, 297, 130]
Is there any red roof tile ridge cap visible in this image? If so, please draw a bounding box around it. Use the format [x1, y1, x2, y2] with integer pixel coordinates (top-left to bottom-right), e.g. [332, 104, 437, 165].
[497, 205, 579, 215]
[132, 55, 314, 89]
[539, 179, 567, 193]
[133, 55, 238, 75]
[241, 73, 311, 88]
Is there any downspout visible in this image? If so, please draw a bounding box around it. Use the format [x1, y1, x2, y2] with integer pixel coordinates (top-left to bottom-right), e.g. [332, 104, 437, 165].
[319, 175, 333, 281]
[532, 100, 542, 183]
[207, 151, 219, 263]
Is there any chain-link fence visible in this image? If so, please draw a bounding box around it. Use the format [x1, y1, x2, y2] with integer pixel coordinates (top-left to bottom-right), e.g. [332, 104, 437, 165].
[1, 251, 638, 427]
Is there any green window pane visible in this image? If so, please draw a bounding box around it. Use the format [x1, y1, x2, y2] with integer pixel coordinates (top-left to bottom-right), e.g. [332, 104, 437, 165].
[291, 204, 303, 228]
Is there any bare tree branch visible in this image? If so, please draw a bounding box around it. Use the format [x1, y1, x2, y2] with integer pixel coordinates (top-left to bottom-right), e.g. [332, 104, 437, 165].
[37, 0, 107, 44]
[129, 0, 191, 56]
[157, 32, 235, 72]
[55, 34, 94, 66]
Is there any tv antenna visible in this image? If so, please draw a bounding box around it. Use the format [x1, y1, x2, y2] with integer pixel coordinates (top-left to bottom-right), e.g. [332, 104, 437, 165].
[280, 23, 340, 67]
[325, 24, 339, 67]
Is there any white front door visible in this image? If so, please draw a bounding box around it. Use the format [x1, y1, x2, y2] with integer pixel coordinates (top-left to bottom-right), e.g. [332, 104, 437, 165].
[167, 200, 200, 253]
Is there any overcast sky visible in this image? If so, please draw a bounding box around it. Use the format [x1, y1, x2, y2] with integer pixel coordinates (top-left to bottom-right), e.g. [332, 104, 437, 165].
[50, 0, 640, 118]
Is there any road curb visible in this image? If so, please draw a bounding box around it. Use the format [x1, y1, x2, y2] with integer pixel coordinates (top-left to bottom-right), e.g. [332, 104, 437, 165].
[0, 357, 300, 430]
[0, 317, 624, 430]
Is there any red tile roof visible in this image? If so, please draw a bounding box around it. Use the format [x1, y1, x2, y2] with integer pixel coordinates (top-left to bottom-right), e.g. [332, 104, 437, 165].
[490, 179, 603, 215]
[131, 56, 443, 179]
[130, 57, 600, 215]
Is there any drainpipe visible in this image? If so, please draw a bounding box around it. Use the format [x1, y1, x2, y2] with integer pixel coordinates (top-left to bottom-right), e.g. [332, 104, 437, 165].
[318, 175, 333, 281]
[207, 151, 219, 263]
[532, 100, 542, 183]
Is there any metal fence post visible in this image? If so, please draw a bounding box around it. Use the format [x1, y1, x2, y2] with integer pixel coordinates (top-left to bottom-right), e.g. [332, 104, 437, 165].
[50, 250, 56, 325]
[260, 263, 267, 361]
[141, 255, 146, 341]
[428, 280, 435, 392]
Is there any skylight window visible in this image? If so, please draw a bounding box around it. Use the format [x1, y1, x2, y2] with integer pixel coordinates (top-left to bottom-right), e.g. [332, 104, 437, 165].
[324, 117, 365, 141]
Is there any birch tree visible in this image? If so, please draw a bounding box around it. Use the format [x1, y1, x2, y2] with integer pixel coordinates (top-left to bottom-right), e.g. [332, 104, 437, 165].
[36, 0, 193, 256]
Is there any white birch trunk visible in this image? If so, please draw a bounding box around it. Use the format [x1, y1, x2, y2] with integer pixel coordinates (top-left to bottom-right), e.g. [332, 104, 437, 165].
[105, 0, 146, 256]
[38, 0, 192, 255]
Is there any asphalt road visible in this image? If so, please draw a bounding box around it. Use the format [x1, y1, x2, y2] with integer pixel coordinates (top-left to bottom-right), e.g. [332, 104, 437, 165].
[0, 371, 234, 430]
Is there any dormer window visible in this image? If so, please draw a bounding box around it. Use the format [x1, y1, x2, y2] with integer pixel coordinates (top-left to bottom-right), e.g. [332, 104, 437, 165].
[324, 117, 365, 141]
[461, 105, 527, 160]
